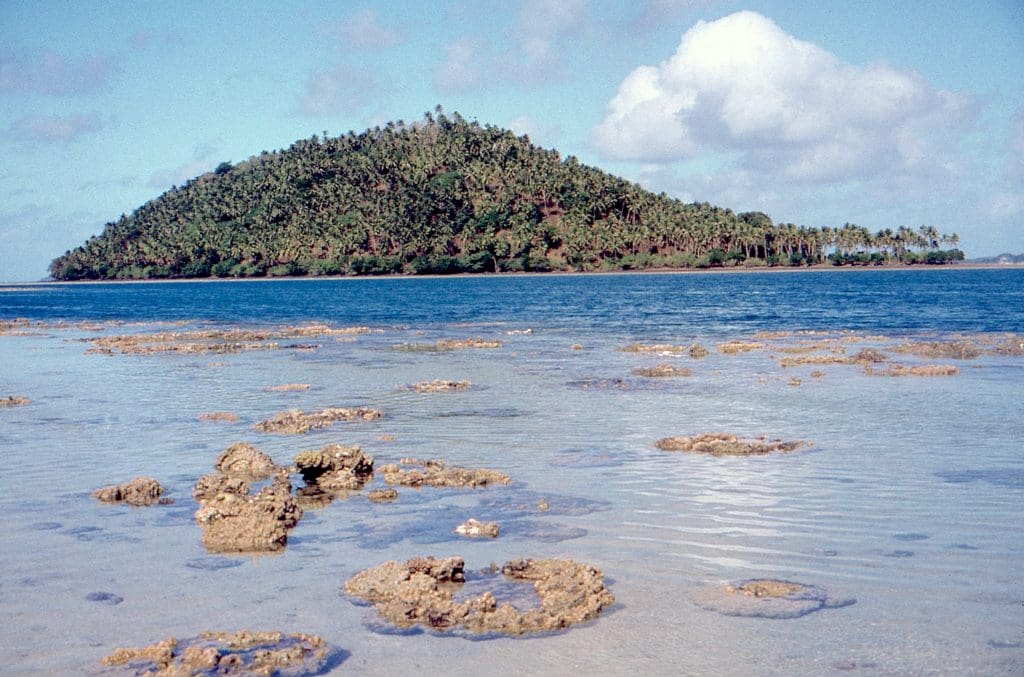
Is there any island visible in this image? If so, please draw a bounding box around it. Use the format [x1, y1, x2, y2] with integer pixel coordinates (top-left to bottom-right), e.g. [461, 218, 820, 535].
[50, 108, 963, 280]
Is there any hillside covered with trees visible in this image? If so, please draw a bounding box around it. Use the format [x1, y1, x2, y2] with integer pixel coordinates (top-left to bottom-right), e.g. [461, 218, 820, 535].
[50, 108, 963, 280]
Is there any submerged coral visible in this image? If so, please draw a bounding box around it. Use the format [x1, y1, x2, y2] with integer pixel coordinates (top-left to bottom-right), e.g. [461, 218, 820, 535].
[655, 433, 809, 456]
[393, 337, 501, 352]
[267, 383, 311, 392]
[865, 364, 960, 377]
[254, 407, 382, 434]
[619, 343, 687, 355]
[100, 630, 331, 675]
[92, 477, 167, 506]
[344, 556, 614, 635]
[367, 488, 398, 503]
[378, 458, 509, 488]
[193, 471, 303, 553]
[198, 411, 239, 423]
[407, 380, 473, 392]
[631, 364, 692, 378]
[693, 579, 855, 619]
[717, 341, 763, 354]
[892, 340, 980, 360]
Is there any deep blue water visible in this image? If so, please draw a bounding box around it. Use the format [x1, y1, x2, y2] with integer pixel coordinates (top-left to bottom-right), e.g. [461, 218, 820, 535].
[3, 268, 1023, 335]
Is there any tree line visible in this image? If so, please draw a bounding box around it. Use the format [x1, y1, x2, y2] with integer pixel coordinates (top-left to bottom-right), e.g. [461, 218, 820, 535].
[50, 107, 963, 280]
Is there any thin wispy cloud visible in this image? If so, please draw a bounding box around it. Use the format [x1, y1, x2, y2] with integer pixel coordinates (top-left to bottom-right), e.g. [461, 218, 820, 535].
[325, 9, 401, 50]
[294, 64, 385, 117]
[0, 50, 121, 96]
[434, 37, 483, 94]
[9, 113, 105, 143]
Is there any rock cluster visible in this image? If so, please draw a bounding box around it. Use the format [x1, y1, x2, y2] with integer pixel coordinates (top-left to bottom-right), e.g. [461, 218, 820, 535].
[407, 380, 472, 392]
[100, 630, 330, 675]
[631, 364, 692, 378]
[254, 407, 382, 434]
[344, 556, 614, 635]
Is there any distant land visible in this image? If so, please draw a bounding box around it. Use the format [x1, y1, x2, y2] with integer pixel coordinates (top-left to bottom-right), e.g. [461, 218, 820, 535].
[969, 253, 1024, 264]
[50, 108, 964, 280]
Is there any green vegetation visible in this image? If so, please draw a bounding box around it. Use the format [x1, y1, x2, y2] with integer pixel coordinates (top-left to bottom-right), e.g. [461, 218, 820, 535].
[50, 107, 963, 280]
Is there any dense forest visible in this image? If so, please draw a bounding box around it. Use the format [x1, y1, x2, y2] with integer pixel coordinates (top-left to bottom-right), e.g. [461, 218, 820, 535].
[50, 107, 964, 280]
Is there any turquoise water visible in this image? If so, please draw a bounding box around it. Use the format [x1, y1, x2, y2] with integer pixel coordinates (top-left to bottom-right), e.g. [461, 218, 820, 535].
[1, 270, 1022, 675]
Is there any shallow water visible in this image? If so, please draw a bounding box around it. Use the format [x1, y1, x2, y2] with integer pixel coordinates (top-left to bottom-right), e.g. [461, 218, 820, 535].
[2, 270, 1023, 675]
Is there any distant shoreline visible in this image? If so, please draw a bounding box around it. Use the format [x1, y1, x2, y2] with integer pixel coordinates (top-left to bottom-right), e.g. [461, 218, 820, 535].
[5, 261, 1024, 286]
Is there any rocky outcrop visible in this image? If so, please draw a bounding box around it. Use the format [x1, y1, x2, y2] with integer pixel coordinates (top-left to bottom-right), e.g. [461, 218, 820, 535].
[344, 556, 614, 635]
[293, 444, 374, 492]
[455, 519, 499, 538]
[193, 471, 303, 553]
[100, 630, 330, 675]
[215, 442, 276, 480]
[655, 433, 809, 456]
[92, 477, 167, 506]
[254, 407, 382, 434]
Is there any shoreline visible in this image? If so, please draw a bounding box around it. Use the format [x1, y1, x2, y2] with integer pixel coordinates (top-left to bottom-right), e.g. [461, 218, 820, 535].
[5, 261, 1024, 286]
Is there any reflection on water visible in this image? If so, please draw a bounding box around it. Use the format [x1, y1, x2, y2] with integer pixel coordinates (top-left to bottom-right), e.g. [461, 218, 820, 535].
[1, 272, 1023, 674]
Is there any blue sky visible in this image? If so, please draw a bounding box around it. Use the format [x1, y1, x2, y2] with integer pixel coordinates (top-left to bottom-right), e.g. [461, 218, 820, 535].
[1, 0, 1021, 281]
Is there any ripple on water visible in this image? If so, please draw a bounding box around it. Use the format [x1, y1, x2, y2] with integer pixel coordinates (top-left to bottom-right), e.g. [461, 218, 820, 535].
[185, 557, 244, 571]
[935, 469, 1024, 489]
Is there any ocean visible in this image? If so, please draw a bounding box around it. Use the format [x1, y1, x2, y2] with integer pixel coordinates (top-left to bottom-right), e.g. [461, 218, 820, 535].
[1, 268, 1022, 675]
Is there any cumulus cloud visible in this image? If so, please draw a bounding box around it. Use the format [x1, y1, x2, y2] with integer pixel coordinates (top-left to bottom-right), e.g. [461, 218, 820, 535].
[9, 113, 104, 143]
[327, 9, 401, 49]
[294, 65, 384, 117]
[592, 11, 973, 183]
[0, 50, 120, 96]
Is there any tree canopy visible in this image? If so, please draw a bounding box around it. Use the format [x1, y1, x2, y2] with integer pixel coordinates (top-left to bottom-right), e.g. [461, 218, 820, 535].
[50, 107, 963, 280]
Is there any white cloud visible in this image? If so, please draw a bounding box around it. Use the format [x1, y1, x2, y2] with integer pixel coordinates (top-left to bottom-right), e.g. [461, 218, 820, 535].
[434, 38, 483, 94]
[592, 11, 973, 183]
[329, 9, 400, 49]
[294, 65, 384, 117]
[9, 113, 104, 143]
